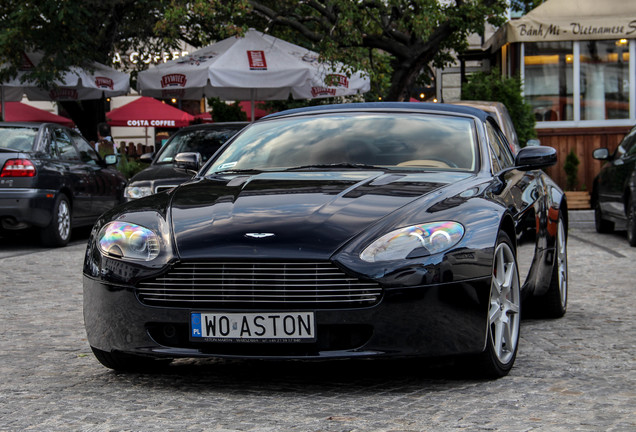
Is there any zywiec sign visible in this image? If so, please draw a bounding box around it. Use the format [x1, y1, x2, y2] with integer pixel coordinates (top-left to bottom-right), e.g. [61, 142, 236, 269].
[311, 87, 337, 97]
[126, 120, 176, 127]
[325, 74, 349, 88]
[247, 51, 267, 70]
[95, 76, 114, 90]
[49, 88, 79, 100]
[161, 74, 187, 88]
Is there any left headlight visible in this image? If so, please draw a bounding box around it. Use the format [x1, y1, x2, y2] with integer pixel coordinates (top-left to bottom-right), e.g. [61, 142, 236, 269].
[124, 186, 152, 199]
[360, 221, 464, 262]
[97, 221, 160, 261]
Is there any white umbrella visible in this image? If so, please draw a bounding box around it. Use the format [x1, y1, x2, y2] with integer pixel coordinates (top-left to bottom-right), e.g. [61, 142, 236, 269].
[1, 52, 130, 121]
[2, 52, 129, 101]
[137, 29, 369, 120]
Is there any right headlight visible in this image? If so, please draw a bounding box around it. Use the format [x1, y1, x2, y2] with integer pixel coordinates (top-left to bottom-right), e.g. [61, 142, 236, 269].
[124, 185, 152, 199]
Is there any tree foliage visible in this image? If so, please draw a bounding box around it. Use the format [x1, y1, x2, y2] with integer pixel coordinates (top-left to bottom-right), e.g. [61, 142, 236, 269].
[239, 0, 509, 101]
[461, 70, 536, 146]
[1, 0, 511, 132]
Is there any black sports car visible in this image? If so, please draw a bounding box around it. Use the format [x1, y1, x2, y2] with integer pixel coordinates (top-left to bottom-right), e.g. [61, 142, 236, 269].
[83, 103, 568, 377]
[592, 124, 636, 246]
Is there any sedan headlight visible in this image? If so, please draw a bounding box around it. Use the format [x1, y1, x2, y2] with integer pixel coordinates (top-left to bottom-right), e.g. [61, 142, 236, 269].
[97, 221, 160, 261]
[360, 221, 464, 262]
[124, 186, 152, 199]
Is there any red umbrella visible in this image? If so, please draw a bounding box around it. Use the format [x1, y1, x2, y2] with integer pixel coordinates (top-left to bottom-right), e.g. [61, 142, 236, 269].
[106, 96, 194, 128]
[0, 101, 74, 126]
[239, 100, 273, 122]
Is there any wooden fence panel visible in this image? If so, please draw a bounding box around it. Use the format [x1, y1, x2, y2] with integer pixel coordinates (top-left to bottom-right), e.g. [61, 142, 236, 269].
[538, 126, 632, 192]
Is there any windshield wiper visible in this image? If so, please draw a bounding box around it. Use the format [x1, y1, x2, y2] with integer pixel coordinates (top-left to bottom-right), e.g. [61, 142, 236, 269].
[285, 163, 384, 171]
[209, 168, 263, 175]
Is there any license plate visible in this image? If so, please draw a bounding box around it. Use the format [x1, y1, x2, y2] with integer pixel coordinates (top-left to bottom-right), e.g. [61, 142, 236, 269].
[190, 312, 316, 343]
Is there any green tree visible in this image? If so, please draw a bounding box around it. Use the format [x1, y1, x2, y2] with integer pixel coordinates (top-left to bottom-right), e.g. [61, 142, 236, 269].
[461, 70, 537, 146]
[208, 98, 247, 122]
[162, 0, 510, 101]
[564, 150, 580, 191]
[0, 0, 247, 138]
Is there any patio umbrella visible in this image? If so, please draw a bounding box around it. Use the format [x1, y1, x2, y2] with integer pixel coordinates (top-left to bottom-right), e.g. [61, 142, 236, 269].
[1, 52, 130, 120]
[137, 29, 369, 121]
[106, 97, 194, 128]
[0, 101, 74, 126]
[106, 97, 195, 147]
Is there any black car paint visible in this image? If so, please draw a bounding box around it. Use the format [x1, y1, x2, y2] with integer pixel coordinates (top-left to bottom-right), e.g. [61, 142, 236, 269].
[592, 125, 636, 229]
[83, 103, 565, 361]
[0, 122, 126, 233]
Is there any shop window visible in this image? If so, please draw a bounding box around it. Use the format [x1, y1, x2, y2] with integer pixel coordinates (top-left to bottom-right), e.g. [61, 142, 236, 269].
[524, 42, 574, 122]
[580, 40, 630, 120]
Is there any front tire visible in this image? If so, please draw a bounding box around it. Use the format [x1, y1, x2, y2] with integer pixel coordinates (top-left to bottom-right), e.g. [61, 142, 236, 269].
[542, 212, 568, 317]
[476, 231, 521, 378]
[40, 193, 71, 247]
[594, 200, 614, 233]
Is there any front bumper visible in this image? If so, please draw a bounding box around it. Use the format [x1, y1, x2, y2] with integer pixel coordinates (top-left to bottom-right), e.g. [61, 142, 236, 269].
[0, 188, 56, 229]
[83, 274, 491, 360]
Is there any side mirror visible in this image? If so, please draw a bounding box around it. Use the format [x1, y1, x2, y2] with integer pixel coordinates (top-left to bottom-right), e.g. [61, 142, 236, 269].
[139, 152, 154, 163]
[526, 139, 541, 147]
[104, 154, 118, 165]
[515, 146, 557, 171]
[592, 148, 610, 160]
[173, 152, 201, 173]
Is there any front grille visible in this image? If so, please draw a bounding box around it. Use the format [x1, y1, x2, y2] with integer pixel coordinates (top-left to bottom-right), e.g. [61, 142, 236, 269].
[136, 261, 382, 309]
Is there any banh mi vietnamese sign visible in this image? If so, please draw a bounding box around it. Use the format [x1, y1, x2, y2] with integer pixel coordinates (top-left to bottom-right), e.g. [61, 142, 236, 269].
[507, 17, 636, 42]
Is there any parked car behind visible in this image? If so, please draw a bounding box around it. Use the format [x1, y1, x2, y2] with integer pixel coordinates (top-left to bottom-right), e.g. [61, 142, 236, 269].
[124, 122, 248, 200]
[0, 122, 127, 246]
[592, 124, 636, 246]
[448, 101, 521, 154]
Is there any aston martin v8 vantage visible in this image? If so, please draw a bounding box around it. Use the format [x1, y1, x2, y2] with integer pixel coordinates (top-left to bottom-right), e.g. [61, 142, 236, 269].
[83, 103, 568, 377]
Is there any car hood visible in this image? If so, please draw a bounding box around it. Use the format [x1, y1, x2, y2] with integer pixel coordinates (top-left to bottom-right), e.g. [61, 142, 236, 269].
[170, 170, 473, 260]
[129, 164, 193, 183]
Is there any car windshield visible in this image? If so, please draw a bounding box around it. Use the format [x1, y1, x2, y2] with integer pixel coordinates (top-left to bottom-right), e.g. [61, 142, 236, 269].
[155, 127, 243, 164]
[0, 126, 38, 152]
[205, 113, 478, 174]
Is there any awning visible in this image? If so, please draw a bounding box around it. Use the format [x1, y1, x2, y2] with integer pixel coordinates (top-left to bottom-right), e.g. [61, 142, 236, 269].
[0, 101, 74, 126]
[487, 0, 636, 51]
[106, 97, 194, 128]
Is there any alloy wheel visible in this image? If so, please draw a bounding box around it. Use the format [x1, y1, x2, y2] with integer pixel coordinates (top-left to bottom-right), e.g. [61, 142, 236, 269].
[57, 199, 71, 241]
[489, 241, 521, 365]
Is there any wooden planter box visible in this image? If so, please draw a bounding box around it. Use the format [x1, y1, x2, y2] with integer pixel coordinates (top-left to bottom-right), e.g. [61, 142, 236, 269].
[565, 191, 590, 210]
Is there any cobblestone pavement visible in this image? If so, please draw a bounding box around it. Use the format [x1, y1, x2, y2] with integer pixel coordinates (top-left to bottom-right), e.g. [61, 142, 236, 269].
[0, 211, 634, 432]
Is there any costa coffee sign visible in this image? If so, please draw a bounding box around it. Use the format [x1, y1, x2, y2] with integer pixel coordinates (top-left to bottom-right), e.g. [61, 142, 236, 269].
[325, 74, 349, 88]
[247, 50, 267, 70]
[95, 76, 114, 90]
[161, 74, 187, 88]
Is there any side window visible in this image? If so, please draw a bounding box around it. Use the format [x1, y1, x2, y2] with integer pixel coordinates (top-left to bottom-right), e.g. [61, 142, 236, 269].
[53, 128, 80, 162]
[71, 130, 100, 165]
[486, 121, 514, 171]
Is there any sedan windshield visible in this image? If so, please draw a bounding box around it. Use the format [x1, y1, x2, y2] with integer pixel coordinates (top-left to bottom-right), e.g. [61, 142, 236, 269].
[155, 127, 242, 164]
[0, 126, 38, 151]
[205, 113, 478, 174]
